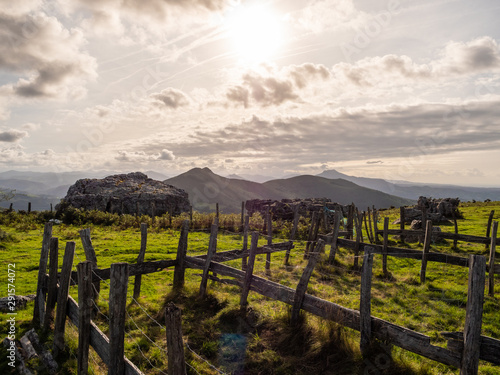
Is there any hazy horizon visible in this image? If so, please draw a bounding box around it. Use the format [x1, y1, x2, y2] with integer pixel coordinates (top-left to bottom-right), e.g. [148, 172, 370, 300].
[1, 0, 500, 187]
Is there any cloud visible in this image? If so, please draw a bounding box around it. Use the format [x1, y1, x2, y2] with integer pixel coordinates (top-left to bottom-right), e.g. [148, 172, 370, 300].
[366, 160, 383, 164]
[226, 63, 330, 107]
[158, 149, 175, 160]
[0, 10, 97, 99]
[21, 123, 41, 131]
[0, 129, 29, 142]
[150, 88, 190, 109]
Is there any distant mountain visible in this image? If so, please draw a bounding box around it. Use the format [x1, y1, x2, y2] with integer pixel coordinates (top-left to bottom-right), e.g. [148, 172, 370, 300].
[318, 169, 500, 202]
[225, 174, 246, 180]
[263, 175, 413, 209]
[165, 168, 414, 213]
[145, 170, 169, 181]
[165, 167, 283, 213]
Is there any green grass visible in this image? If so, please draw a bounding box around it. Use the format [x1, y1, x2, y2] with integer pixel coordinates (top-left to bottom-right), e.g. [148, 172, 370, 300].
[0, 202, 499, 374]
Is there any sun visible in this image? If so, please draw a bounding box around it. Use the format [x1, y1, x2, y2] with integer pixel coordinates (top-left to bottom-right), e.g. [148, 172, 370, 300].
[225, 4, 284, 65]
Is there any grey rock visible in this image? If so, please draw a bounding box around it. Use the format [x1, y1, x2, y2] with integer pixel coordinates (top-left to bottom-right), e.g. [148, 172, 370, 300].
[57, 172, 190, 216]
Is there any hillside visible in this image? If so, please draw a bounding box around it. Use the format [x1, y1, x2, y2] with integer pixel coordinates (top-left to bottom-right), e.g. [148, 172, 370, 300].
[263, 175, 414, 209]
[318, 169, 500, 201]
[166, 168, 414, 213]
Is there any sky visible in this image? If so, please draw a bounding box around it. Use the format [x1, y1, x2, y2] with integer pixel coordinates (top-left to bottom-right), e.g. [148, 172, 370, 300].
[1, 0, 500, 187]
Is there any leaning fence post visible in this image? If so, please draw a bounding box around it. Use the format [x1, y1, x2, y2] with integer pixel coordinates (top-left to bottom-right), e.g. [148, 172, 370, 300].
[109, 263, 129, 375]
[420, 220, 433, 284]
[53, 241, 76, 357]
[173, 220, 189, 290]
[240, 232, 259, 311]
[488, 221, 498, 297]
[199, 222, 218, 298]
[34, 222, 53, 328]
[79, 228, 100, 309]
[165, 303, 187, 375]
[265, 210, 272, 271]
[242, 215, 249, 271]
[460, 255, 486, 375]
[43, 237, 59, 331]
[328, 211, 341, 264]
[486, 210, 495, 240]
[360, 247, 374, 356]
[291, 240, 324, 326]
[133, 223, 148, 299]
[77, 261, 93, 375]
[382, 217, 389, 274]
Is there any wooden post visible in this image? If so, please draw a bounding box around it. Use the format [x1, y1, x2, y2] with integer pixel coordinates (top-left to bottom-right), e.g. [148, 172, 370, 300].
[285, 205, 299, 265]
[173, 220, 189, 290]
[305, 211, 318, 257]
[77, 261, 93, 375]
[373, 207, 379, 243]
[216, 203, 219, 220]
[363, 211, 373, 244]
[28, 202, 31, 213]
[240, 232, 259, 311]
[8, 202, 13, 211]
[420, 220, 433, 284]
[460, 255, 486, 375]
[353, 210, 362, 268]
[53, 241, 76, 356]
[488, 221, 498, 297]
[486, 210, 495, 239]
[360, 247, 374, 356]
[322, 204, 328, 232]
[400, 207, 406, 243]
[382, 217, 389, 274]
[291, 240, 324, 326]
[165, 303, 187, 375]
[328, 211, 341, 264]
[346, 204, 354, 240]
[189, 205, 193, 226]
[241, 201, 245, 231]
[33, 222, 53, 327]
[266, 209, 272, 271]
[242, 215, 249, 270]
[422, 205, 427, 226]
[133, 223, 148, 299]
[43, 238, 59, 331]
[199, 222, 218, 298]
[367, 207, 374, 244]
[109, 263, 129, 375]
[79, 228, 100, 308]
[50, 203, 53, 213]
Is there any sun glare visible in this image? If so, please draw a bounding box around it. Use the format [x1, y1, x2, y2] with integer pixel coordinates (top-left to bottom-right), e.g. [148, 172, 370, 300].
[225, 5, 284, 65]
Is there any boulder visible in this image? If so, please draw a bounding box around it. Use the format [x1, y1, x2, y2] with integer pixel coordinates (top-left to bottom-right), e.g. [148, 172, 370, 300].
[57, 172, 190, 216]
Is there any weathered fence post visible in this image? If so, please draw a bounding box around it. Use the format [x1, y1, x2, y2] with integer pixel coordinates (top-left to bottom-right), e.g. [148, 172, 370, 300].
[285, 205, 300, 265]
[363, 211, 373, 244]
[400, 207, 406, 243]
[109, 263, 129, 375]
[488, 221, 498, 297]
[79, 228, 100, 312]
[216, 203, 219, 220]
[328, 211, 341, 264]
[486, 210, 495, 239]
[240, 232, 259, 311]
[199, 222, 218, 298]
[460, 255, 486, 375]
[420, 220, 433, 284]
[43, 238, 59, 331]
[291, 240, 324, 326]
[265, 209, 272, 271]
[241, 201, 245, 231]
[242, 215, 249, 270]
[189, 205, 193, 226]
[173, 220, 189, 290]
[382, 217, 389, 275]
[452, 208, 459, 249]
[353, 210, 363, 268]
[53, 241, 76, 357]
[305, 211, 320, 259]
[28, 202, 31, 213]
[165, 303, 187, 375]
[77, 261, 93, 375]
[367, 207, 374, 244]
[360, 247, 374, 356]
[33, 222, 53, 327]
[133, 223, 148, 299]
[373, 207, 379, 243]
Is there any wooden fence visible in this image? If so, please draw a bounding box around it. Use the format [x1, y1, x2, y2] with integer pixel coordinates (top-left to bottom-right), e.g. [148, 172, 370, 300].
[32, 209, 499, 374]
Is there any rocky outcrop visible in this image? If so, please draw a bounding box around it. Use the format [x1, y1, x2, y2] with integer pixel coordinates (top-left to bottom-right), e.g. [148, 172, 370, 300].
[57, 172, 190, 216]
[393, 197, 461, 225]
[245, 198, 347, 220]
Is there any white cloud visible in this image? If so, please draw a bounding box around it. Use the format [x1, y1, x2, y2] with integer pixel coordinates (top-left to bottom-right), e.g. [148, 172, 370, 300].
[150, 88, 190, 109]
[0, 9, 97, 99]
[158, 149, 175, 160]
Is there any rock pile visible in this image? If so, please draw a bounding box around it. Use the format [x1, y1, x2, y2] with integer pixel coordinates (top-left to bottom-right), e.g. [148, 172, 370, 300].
[245, 198, 346, 220]
[57, 172, 190, 216]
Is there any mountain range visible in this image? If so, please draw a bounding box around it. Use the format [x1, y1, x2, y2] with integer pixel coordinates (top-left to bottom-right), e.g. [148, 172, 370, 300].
[1, 168, 498, 213]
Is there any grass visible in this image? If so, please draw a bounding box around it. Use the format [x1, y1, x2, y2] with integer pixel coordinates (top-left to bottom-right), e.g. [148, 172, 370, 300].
[0, 202, 499, 374]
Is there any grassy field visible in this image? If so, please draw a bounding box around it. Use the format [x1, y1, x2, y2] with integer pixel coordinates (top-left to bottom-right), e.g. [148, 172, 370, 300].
[0, 202, 499, 374]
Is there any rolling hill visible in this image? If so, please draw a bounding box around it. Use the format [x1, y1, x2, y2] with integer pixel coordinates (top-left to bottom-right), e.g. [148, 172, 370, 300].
[165, 168, 414, 213]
